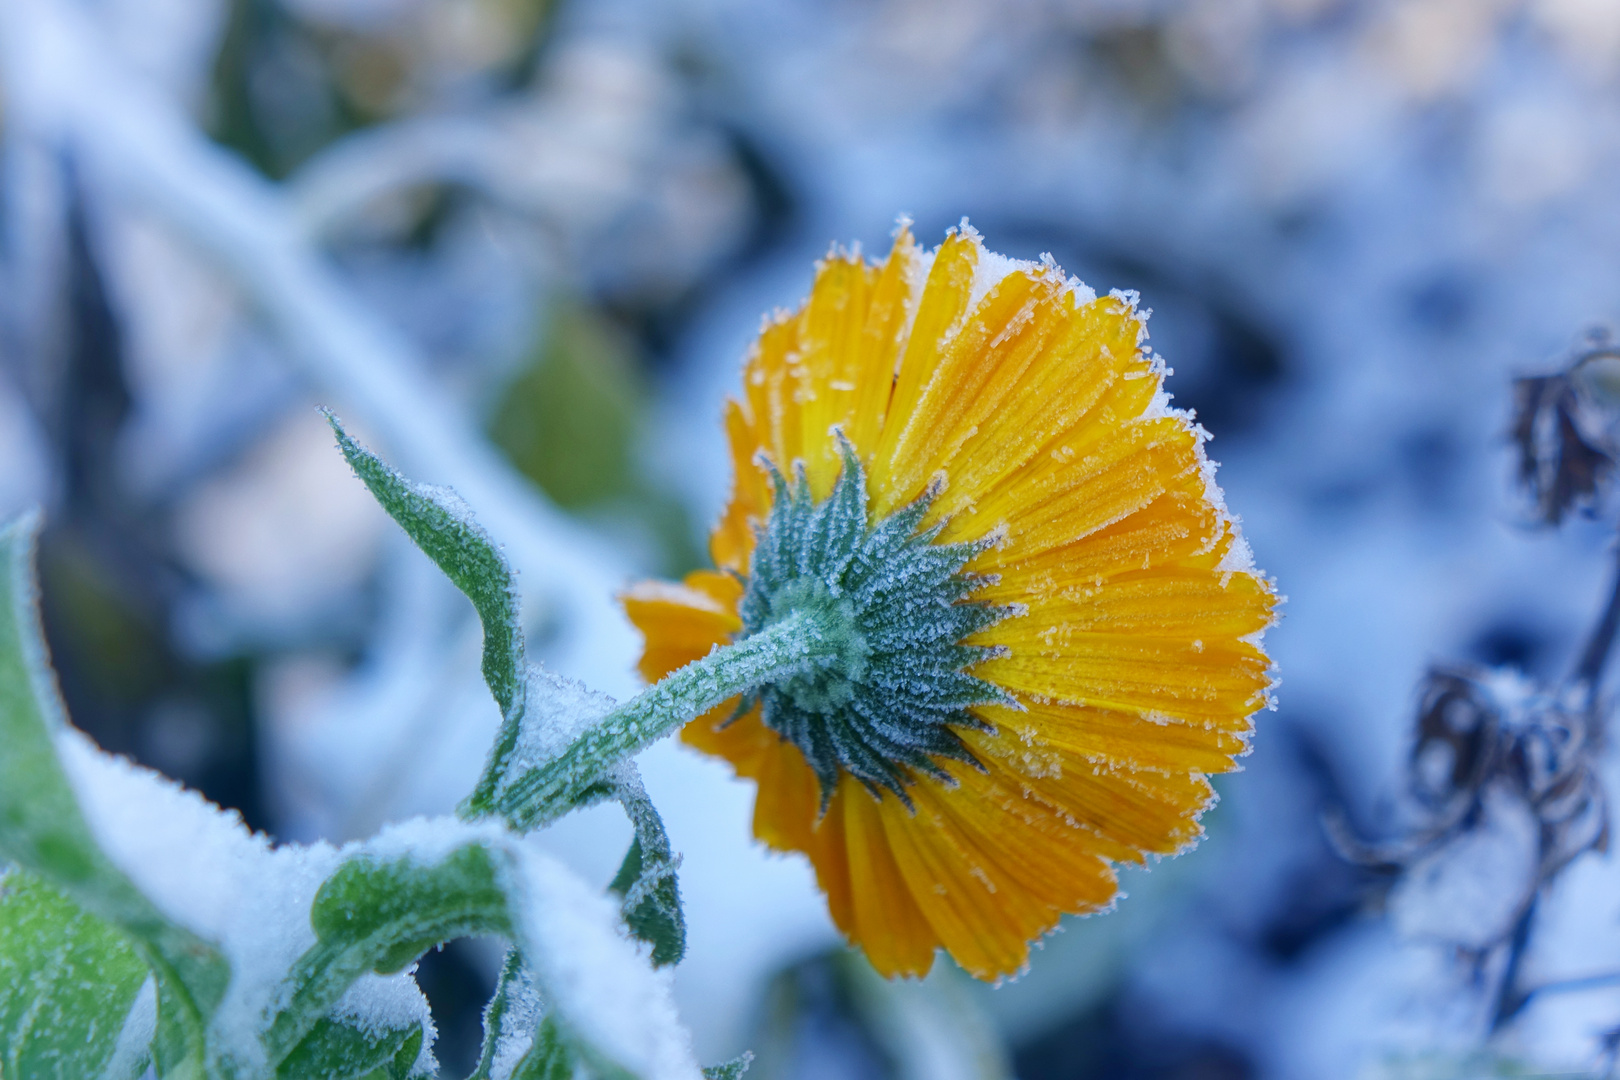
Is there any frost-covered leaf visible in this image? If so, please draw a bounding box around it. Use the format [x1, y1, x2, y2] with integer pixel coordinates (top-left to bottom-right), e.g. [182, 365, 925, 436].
[266, 837, 512, 1064]
[488, 669, 688, 965]
[502, 835, 699, 1080]
[53, 722, 437, 1079]
[0, 515, 435, 1079]
[274, 1015, 424, 1080]
[0, 512, 229, 1073]
[702, 1054, 753, 1080]
[272, 820, 702, 1080]
[0, 869, 152, 1080]
[607, 768, 685, 968]
[325, 414, 527, 814]
[470, 959, 575, 1080]
[609, 837, 684, 969]
[507, 1017, 574, 1080]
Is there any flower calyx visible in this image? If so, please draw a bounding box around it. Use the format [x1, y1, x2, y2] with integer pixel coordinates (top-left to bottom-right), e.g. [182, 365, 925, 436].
[734, 436, 1018, 810]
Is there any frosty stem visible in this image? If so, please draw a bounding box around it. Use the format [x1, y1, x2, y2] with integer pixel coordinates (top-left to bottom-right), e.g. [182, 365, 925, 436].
[477, 607, 847, 829]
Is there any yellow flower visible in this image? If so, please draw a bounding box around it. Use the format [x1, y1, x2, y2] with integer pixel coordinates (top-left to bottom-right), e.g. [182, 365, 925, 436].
[623, 222, 1277, 980]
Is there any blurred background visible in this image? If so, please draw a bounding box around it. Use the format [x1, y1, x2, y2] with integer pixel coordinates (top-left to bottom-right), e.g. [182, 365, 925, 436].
[6, 0, 1620, 1076]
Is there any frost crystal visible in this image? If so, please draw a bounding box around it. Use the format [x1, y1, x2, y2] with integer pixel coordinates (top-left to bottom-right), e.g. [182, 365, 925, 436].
[737, 438, 1017, 808]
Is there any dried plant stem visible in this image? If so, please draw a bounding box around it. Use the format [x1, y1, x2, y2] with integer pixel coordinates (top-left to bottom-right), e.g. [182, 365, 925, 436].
[1572, 541, 1620, 711]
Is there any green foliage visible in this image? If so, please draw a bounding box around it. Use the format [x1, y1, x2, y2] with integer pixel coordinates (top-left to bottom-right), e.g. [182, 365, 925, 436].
[608, 774, 685, 967]
[330, 416, 693, 965]
[472, 960, 577, 1080]
[702, 1054, 754, 1080]
[488, 302, 704, 576]
[490, 303, 644, 510]
[609, 837, 684, 968]
[328, 416, 524, 722]
[0, 870, 151, 1080]
[266, 843, 512, 1065]
[0, 427, 764, 1079]
[0, 513, 230, 1076]
[326, 415, 528, 819]
[273, 1017, 423, 1080]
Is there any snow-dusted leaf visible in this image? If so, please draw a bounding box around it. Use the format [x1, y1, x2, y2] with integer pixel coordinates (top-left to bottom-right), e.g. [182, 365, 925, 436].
[272, 820, 702, 1080]
[608, 768, 685, 968]
[502, 837, 699, 1080]
[273, 1015, 424, 1080]
[0, 512, 229, 1073]
[507, 1017, 574, 1080]
[702, 1055, 753, 1080]
[487, 669, 688, 965]
[469, 950, 576, 1080]
[0, 870, 152, 1080]
[265, 839, 511, 1064]
[0, 514, 435, 1079]
[325, 414, 527, 814]
[53, 718, 438, 1079]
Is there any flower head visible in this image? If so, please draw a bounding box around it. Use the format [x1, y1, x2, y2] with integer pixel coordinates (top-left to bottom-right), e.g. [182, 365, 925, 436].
[624, 221, 1277, 979]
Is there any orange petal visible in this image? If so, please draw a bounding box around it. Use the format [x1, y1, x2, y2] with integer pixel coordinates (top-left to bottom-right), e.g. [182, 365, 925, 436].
[842, 782, 940, 977]
[621, 573, 742, 684]
[870, 229, 979, 514]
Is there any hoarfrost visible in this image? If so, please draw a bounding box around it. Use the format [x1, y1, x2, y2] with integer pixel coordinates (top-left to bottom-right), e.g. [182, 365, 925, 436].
[504, 664, 619, 781]
[486, 962, 545, 1080]
[501, 837, 700, 1080]
[51, 727, 431, 1071]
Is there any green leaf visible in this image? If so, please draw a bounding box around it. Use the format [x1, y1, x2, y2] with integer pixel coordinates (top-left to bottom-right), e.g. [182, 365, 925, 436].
[275, 1016, 424, 1080]
[606, 768, 685, 967]
[510, 1016, 577, 1080]
[470, 954, 576, 1080]
[0, 869, 152, 1080]
[0, 513, 229, 1073]
[325, 414, 527, 815]
[265, 842, 512, 1067]
[702, 1053, 753, 1080]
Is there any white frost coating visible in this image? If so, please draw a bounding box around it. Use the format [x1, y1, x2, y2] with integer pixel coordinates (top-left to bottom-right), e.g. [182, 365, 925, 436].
[330, 972, 437, 1077]
[501, 838, 701, 1080]
[353, 816, 701, 1079]
[487, 964, 545, 1080]
[503, 665, 619, 780]
[358, 813, 513, 869]
[101, 977, 156, 1080]
[52, 729, 434, 1071]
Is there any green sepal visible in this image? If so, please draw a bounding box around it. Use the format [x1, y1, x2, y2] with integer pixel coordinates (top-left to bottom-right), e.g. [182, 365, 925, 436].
[0, 513, 229, 1075]
[324, 414, 527, 815]
[276, 1017, 424, 1080]
[0, 869, 152, 1080]
[265, 843, 511, 1067]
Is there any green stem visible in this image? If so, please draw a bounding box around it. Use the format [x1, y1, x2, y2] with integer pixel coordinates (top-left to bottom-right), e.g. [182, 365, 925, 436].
[474, 608, 839, 830]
